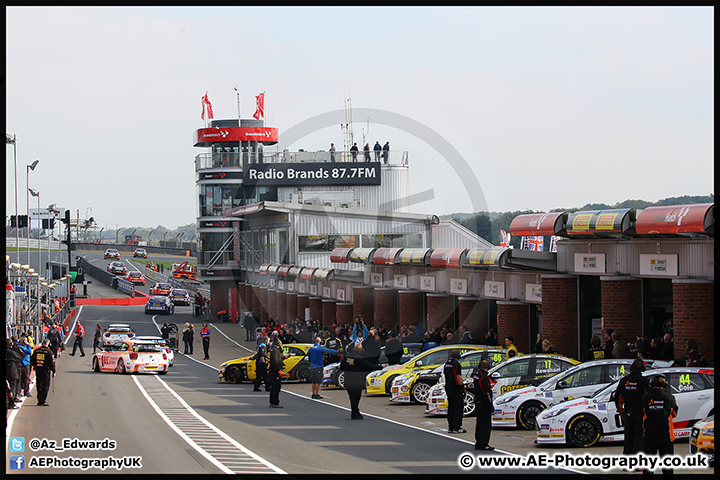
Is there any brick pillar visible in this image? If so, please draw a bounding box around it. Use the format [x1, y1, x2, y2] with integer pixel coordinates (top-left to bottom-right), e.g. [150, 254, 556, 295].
[459, 297, 488, 340]
[286, 293, 297, 324]
[309, 297, 322, 323]
[427, 294, 454, 333]
[673, 279, 714, 366]
[374, 288, 398, 331]
[399, 290, 424, 332]
[497, 301, 530, 354]
[541, 274, 578, 358]
[322, 299, 337, 330]
[237, 283, 248, 312]
[267, 290, 278, 323]
[336, 302, 353, 327]
[276, 291, 287, 324]
[247, 284, 256, 315]
[352, 286, 375, 326]
[601, 276, 642, 349]
[256, 287, 268, 325]
[297, 295, 310, 322]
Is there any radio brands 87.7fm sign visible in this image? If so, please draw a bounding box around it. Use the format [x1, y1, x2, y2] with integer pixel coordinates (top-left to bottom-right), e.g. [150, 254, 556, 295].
[243, 161, 381, 187]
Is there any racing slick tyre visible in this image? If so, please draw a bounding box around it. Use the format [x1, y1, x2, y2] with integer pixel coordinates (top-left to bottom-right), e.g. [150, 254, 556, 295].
[337, 371, 346, 389]
[566, 414, 602, 448]
[410, 381, 432, 404]
[517, 401, 545, 430]
[116, 359, 126, 374]
[92, 357, 101, 372]
[224, 365, 244, 384]
[295, 364, 312, 383]
[463, 390, 476, 417]
[158, 370, 168, 375]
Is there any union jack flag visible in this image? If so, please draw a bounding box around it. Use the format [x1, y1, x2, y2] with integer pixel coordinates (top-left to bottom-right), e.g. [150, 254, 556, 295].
[528, 236, 544, 251]
[500, 230, 511, 248]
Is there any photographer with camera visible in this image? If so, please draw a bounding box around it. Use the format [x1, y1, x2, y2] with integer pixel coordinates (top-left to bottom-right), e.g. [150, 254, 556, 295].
[350, 315, 369, 343]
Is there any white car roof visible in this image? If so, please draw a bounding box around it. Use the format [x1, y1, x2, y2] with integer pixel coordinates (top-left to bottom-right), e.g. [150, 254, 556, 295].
[109, 324, 130, 328]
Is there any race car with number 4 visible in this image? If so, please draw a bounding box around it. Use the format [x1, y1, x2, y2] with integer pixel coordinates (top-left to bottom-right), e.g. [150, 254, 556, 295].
[425, 354, 579, 417]
[492, 358, 673, 430]
[535, 367, 714, 448]
[219, 344, 314, 384]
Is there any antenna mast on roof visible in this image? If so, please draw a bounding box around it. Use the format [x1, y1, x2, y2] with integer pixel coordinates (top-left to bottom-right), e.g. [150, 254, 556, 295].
[341, 83, 353, 161]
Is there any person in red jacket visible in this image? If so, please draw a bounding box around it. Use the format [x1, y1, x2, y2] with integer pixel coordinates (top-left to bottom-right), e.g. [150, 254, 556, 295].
[69, 321, 85, 357]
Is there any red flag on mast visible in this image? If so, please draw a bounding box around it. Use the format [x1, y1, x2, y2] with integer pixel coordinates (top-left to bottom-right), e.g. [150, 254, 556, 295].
[253, 92, 264, 120]
[201, 93, 214, 120]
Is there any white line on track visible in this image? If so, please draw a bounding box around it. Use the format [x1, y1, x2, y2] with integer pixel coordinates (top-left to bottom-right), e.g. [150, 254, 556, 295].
[132, 375, 285, 474]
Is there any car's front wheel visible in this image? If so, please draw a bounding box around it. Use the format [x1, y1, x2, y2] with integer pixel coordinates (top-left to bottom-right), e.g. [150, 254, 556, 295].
[517, 401, 545, 430]
[566, 414, 602, 448]
[411, 381, 432, 404]
[92, 357, 101, 372]
[463, 390, 476, 417]
[224, 365, 244, 384]
[295, 364, 311, 383]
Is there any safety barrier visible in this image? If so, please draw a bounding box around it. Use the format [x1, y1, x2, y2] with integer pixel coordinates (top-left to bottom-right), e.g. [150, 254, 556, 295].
[116, 278, 135, 296]
[75, 298, 148, 306]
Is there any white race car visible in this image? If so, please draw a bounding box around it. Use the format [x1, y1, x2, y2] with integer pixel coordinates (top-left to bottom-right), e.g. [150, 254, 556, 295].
[133, 336, 175, 367]
[536, 367, 714, 447]
[425, 354, 579, 416]
[92, 340, 169, 374]
[492, 358, 674, 430]
[102, 324, 135, 346]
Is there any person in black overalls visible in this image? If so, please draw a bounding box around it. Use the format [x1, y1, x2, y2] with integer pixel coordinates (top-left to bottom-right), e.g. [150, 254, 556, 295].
[472, 359, 494, 450]
[444, 349, 467, 434]
[30, 339, 56, 406]
[267, 333, 284, 408]
[614, 358, 650, 455]
[253, 341, 269, 392]
[46, 324, 61, 358]
[642, 375, 678, 477]
[340, 341, 381, 419]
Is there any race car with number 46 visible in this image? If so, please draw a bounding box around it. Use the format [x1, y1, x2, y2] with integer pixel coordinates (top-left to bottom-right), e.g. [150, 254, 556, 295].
[492, 358, 673, 430]
[366, 344, 489, 396]
[535, 367, 714, 448]
[392, 347, 507, 405]
[425, 354, 579, 417]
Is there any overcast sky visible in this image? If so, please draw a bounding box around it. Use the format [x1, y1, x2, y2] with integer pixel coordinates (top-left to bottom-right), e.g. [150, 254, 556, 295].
[5, 6, 713, 230]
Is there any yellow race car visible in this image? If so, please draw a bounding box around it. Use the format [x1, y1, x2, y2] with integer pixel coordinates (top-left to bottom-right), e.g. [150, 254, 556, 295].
[690, 415, 714, 467]
[366, 344, 491, 395]
[219, 343, 313, 384]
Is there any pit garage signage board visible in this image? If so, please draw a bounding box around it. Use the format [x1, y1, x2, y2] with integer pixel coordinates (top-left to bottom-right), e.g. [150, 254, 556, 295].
[525, 283, 542, 303]
[484, 281, 505, 298]
[639, 254, 678, 276]
[243, 162, 381, 187]
[573, 253, 606, 273]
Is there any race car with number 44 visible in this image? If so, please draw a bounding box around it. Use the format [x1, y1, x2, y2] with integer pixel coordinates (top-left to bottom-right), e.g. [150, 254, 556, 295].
[536, 367, 714, 448]
[492, 358, 673, 430]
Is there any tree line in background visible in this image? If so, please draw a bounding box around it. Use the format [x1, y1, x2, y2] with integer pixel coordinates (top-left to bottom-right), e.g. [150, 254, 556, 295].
[446, 194, 714, 248]
[93, 223, 197, 245]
